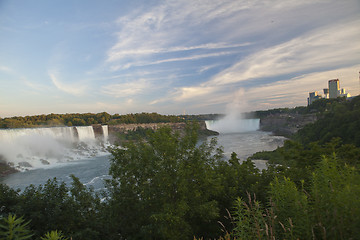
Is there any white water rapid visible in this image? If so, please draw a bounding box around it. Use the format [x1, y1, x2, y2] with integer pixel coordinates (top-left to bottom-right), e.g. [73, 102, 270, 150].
[0, 126, 109, 171]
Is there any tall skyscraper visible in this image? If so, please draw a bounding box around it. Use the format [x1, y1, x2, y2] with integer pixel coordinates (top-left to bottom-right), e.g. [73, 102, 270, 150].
[329, 79, 339, 98]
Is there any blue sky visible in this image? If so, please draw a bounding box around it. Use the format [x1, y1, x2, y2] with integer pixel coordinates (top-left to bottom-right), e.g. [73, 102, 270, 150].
[0, 0, 359, 117]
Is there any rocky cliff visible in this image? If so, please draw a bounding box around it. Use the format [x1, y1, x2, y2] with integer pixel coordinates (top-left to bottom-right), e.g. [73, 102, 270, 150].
[108, 121, 217, 143]
[108, 122, 186, 134]
[260, 113, 317, 137]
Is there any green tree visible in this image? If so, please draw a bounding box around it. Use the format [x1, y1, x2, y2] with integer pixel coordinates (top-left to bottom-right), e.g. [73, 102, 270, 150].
[311, 155, 360, 239]
[0, 184, 20, 216]
[0, 214, 33, 240]
[107, 124, 224, 239]
[270, 177, 310, 239]
[228, 155, 360, 240]
[40, 230, 68, 240]
[15, 177, 106, 240]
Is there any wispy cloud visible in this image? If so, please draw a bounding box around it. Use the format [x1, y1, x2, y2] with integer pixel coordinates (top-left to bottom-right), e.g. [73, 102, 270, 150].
[49, 72, 87, 96]
[173, 86, 216, 102]
[107, 42, 250, 63]
[209, 20, 360, 86]
[110, 51, 237, 71]
[105, 0, 262, 70]
[101, 79, 150, 98]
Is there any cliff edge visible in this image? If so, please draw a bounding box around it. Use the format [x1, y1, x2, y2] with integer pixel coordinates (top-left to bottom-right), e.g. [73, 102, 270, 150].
[260, 113, 317, 137]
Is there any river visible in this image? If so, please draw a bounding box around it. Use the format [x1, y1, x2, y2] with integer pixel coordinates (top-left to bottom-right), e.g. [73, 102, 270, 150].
[0, 120, 285, 191]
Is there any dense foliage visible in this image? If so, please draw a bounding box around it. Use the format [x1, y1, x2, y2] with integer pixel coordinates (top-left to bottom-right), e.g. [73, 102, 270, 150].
[0, 176, 106, 240]
[295, 96, 360, 146]
[226, 155, 360, 240]
[0, 112, 183, 128]
[107, 125, 224, 239]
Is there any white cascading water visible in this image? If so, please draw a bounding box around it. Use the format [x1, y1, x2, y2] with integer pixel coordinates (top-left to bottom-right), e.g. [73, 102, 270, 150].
[0, 126, 109, 171]
[205, 118, 260, 134]
[102, 125, 109, 141]
[75, 126, 96, 142]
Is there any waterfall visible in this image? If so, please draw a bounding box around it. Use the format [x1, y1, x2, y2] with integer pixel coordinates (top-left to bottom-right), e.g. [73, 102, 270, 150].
[0, 125, 109, 171]
[205, 118, 260, 134]
[75, 126, 96, 142]
[102, 125, 109, 141]
[0, 127, 76, 143]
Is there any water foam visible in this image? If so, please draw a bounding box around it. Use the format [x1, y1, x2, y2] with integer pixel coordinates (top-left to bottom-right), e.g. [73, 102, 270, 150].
[0, 126, 109, 171]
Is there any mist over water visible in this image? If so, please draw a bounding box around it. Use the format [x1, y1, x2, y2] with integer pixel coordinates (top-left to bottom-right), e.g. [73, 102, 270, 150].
[0, 126, 109, 171]
[206, 89, 259, 133]
[205, 118, 259, 133]
[205, 90, 286, 169]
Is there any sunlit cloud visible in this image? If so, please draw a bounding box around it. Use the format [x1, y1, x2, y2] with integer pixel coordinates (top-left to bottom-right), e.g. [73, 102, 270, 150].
[173, 86, 216, 102]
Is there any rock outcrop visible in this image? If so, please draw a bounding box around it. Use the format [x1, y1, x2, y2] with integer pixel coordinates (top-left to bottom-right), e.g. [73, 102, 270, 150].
[108, 121, 218, 143]
[92, 124, 105, 139]
[108, 122, 186, 134]
[260, 113, 317, 137]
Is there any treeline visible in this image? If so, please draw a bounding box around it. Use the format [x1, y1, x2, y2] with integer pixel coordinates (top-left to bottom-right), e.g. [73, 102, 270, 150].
[253, 97, 349, 118]
[108, 112, 183, 125]
[179, 113, 224, 121]
[0, 112, 183, 129]
[1, 123, 359, 239]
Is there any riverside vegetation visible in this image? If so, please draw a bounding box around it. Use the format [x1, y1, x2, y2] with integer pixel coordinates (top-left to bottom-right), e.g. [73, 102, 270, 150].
[1, 96, 360, 239]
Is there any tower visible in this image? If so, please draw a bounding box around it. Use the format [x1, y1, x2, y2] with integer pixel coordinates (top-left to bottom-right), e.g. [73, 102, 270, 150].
[308, 91, 321, 105]
[323, 88, 329, 99]
[328, 79, 339, 99]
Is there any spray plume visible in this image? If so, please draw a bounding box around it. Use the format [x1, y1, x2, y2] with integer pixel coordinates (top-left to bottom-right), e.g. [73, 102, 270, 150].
[206, 89, 259, 133]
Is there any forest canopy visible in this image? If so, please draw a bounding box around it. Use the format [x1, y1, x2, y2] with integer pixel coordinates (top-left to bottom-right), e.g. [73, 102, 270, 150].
[0, 112, 183, 129]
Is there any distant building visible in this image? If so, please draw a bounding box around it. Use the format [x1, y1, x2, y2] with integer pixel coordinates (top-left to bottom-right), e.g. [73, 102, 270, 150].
[323, 88, 329, 99]
[307, 78, 352, 105]
[307, 91, 322, 105]
[339, 88, 351, 98]
[329, 79, 339, 98]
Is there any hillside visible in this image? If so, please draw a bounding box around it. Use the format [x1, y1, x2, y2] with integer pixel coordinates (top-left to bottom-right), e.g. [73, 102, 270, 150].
[251, 97, 356, 138]
[250, 96, 360, 168]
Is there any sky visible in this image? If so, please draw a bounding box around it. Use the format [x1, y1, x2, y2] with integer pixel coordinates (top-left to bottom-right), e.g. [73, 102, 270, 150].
[0, 0, 359, 117]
